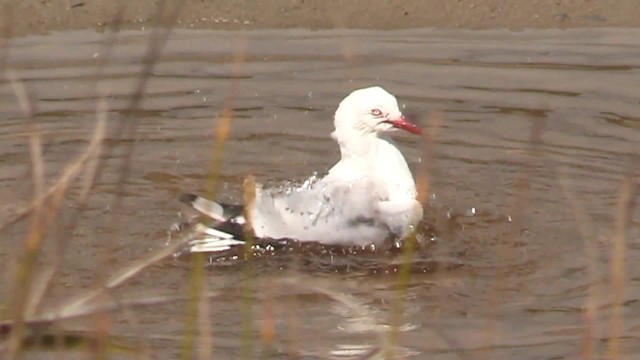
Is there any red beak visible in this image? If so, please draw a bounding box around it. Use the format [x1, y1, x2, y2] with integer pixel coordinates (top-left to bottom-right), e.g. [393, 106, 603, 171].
[384, 116, 422, 135]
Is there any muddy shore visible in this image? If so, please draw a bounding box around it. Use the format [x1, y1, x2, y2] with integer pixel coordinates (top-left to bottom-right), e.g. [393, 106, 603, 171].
[4, 0, 640, 37]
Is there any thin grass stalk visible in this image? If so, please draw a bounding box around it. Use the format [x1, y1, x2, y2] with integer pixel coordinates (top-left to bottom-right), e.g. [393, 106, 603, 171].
[284, 269, 301, 358]
[0, 6, 127, 233]
[82, 3, 183, 357]
[196, 276, 213, 360]
[241, 176, 257, 359]
[116, 297, 152, 360]
[0, 100, 107, 234]
[259, 277, 275, 360]
[179, 38, 247, 359]
[479, 118, 545, 360]
[0, 2, 14, 74]
[386, 112, 440, 359]
[111, 0, 185, 211]
[607, 171, 636, 360]
[89, 3, 126, 92]
[180, 252, 205, 360]
[0, 289, 221, 330]
[53, 231, 193, 319]
[0, 77, 107, 357]
[205, 39, 246, 196]
[386, 233, 416, 360]
[3, 70, 45, 358]
[553, 165, 602, 360]
[25, 96, 108, 319]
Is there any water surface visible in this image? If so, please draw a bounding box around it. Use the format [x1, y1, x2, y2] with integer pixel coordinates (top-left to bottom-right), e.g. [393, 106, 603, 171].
[0, 28, 639, 359]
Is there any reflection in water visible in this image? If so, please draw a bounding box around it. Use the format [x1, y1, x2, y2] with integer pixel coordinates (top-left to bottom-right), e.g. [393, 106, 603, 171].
[0, 28, 639, 359]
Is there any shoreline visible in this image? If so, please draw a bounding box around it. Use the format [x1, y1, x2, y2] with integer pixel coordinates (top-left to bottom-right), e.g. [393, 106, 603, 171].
[3, 0, 640, 37]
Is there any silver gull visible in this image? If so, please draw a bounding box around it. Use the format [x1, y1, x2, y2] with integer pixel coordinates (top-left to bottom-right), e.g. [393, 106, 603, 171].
[180, 86, 423, 253]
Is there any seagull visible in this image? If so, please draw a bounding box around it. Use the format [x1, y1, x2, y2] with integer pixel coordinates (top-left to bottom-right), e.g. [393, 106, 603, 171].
[179, 86, 424, 253]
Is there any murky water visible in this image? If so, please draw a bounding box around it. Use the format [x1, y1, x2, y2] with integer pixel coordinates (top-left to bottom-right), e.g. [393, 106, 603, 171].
[1, 28, 639, 359]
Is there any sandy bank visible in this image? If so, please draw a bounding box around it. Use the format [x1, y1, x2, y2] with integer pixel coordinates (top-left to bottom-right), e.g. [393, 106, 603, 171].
[3, 0, 640, 37]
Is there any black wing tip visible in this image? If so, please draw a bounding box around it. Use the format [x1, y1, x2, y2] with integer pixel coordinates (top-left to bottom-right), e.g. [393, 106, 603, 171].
[179, 193, 198, 205]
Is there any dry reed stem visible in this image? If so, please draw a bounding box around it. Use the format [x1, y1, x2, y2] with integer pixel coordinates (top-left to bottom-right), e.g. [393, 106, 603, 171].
[205, 38, 247, 196]
[0, 2, 10, 67]
[179, 38, 247, 359]
[79, 97, 109, 202]
[480, 117, 545, 360]
[54, 3, 184, 357]
[241, 175, 257, 360]
[607, 171, 637, 360]
[3, 69, 106, 357]
[0, 102, 107, 234]
[4, 71, 44, 358]
[111, 0, 185, 212]
[0, 290, 221, 331]
[196, 278, 213, 360]
[53, 231, 193, 319]
[259, 277, 276, 356]
[89, 3, 125, 90]
[88, 12, 183, 342]
[3, 76, 106, 356]
[25, 97, 109, 320]
[1, 68, 107, 357]
[100, 294, 152, 360]
[415, 111, 442, 204]
[284, 273, 301, 358]
[387, 111, 441, 359]
[553, 165, 602, 360]
[180, 251, 205, 360]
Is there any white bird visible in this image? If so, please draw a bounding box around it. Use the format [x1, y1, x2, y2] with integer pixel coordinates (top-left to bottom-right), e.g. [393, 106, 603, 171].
[180, 86, 423, 253]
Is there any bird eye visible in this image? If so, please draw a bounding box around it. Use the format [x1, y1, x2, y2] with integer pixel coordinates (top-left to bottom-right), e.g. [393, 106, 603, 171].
[371, 108, 382, 116]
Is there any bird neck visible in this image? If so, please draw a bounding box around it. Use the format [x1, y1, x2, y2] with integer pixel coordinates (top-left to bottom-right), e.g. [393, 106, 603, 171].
[331, 130, 386, 160]
[330, 130, 417, 199]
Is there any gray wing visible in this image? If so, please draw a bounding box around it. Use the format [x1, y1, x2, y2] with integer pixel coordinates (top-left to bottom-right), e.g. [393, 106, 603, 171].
[179, 177, 421, 252]
[249, 178, 394, 245]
